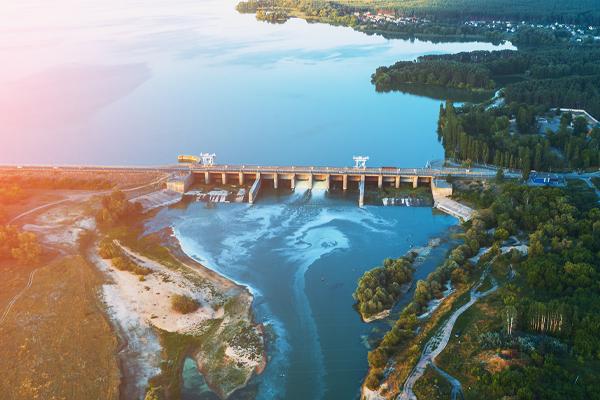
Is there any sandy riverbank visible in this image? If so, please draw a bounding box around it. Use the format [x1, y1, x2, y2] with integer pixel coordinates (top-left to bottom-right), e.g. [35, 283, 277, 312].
[94, 211, 266, 399]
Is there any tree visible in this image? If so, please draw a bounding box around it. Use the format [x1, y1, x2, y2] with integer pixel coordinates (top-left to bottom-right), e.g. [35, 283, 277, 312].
[496, 168, 505, 182]
[95, 190, 142, 228]
[494, 227, 510, 242]
[368, 349, 387, 368]
[573, 116, 589, 136]
[505, 305, 517, 336]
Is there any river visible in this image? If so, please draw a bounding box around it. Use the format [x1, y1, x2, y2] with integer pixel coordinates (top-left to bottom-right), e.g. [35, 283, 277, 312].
[3, 1, 513, 398]
[148, 185, 459, 399]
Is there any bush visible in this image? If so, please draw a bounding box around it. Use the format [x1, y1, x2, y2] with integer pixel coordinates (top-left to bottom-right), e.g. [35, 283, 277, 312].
[111, 255, 151, 276]
[144, 385, 164, 400]
[171, 294, 200, 314]
[364, 369, 382, 390]
[98, 239, 119, 259]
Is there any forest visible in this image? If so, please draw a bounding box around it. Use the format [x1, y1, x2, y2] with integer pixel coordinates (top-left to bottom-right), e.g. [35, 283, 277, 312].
[372, 46, 600, 120]
[438, 101, 600, 171]
[337, 0, 600, 25]
[462, 183, 600, 398]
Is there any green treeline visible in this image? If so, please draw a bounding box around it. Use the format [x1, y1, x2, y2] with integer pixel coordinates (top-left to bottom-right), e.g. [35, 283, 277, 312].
[504, 76, 600, 119]
[98, 239, 152, 277]
[256, 9, 290, 22]
[236, 0, 359, 25]
[353, 253, 416, 319]
[438, 101, 600, 171]
[373, 46, 600, 113]
[372, 60, 494, 92]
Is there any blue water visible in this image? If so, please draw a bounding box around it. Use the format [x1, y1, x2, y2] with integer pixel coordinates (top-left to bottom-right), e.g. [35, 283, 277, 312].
[149, 186, 457, 399]
[2, 0, 513, 396]
[1, 0, 513, 167]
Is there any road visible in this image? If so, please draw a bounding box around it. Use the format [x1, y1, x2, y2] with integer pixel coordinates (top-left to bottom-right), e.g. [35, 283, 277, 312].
[0, 163, 502, 179]
[398, 267, 498, 400]
[0, 269, 38, 327]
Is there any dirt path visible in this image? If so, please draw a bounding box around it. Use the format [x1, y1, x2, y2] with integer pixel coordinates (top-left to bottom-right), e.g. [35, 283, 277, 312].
[8, 175, 168, 225]
[0, 268, 37, 327]
[398, 268, 498, 400]
[1, 175, 168, 329]
[431, 364, 464, 400]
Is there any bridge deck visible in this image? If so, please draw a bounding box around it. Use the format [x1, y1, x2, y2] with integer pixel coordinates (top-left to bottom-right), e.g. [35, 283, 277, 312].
[189, 165, 496, 178]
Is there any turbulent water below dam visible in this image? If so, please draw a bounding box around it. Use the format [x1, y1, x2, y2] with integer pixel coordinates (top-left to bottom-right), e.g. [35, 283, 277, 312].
[147, 184, 458, 399]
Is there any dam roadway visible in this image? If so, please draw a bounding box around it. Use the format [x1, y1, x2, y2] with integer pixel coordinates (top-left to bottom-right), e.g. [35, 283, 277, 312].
[0, 163, 499, 212]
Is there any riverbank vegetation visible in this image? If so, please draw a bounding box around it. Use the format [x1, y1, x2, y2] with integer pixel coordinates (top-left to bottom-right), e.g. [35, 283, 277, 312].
[354, 253, 416, 320]
[362, 211, 489, 391]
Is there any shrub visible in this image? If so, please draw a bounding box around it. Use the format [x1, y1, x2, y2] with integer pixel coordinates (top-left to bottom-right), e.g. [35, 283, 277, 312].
[171, 294, 200, 314]
[111, 255, 151, 276]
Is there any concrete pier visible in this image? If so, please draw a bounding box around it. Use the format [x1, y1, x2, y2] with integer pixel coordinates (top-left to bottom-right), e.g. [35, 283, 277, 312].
[359, 176, 365, 207]
[378, 175, 383, 189]
[291, 175, 295, 189]
[431, 179, 474, 221]
[204, 171, 210, 184]
[239, 172, 244, 186]
[343, 175, 348, 191]
[222, 173, 227, 185]
[395, 176, 400, 189]
[308, 174, 313, 187]
[273, 173, 278, 189]
[166, 172, 193, 193]
[249, 174, 261, 204]
[412, 176, 418, 189]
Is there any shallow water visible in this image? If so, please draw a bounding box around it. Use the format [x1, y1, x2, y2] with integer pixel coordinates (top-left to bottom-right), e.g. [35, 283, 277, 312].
[148, 188, 457, 399]
[1, 0, 513, 166]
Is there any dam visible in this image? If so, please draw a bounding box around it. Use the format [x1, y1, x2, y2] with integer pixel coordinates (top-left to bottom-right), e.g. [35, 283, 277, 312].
[167, 156, 493, 217]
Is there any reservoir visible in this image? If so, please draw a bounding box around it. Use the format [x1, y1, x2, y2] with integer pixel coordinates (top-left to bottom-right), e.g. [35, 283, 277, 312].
[1, 0, 512, 167]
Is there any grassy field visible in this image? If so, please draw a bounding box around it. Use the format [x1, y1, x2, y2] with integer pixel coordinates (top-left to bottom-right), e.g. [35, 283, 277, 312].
[0, 255, 120, 400]
[413, 365, 452, 399]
